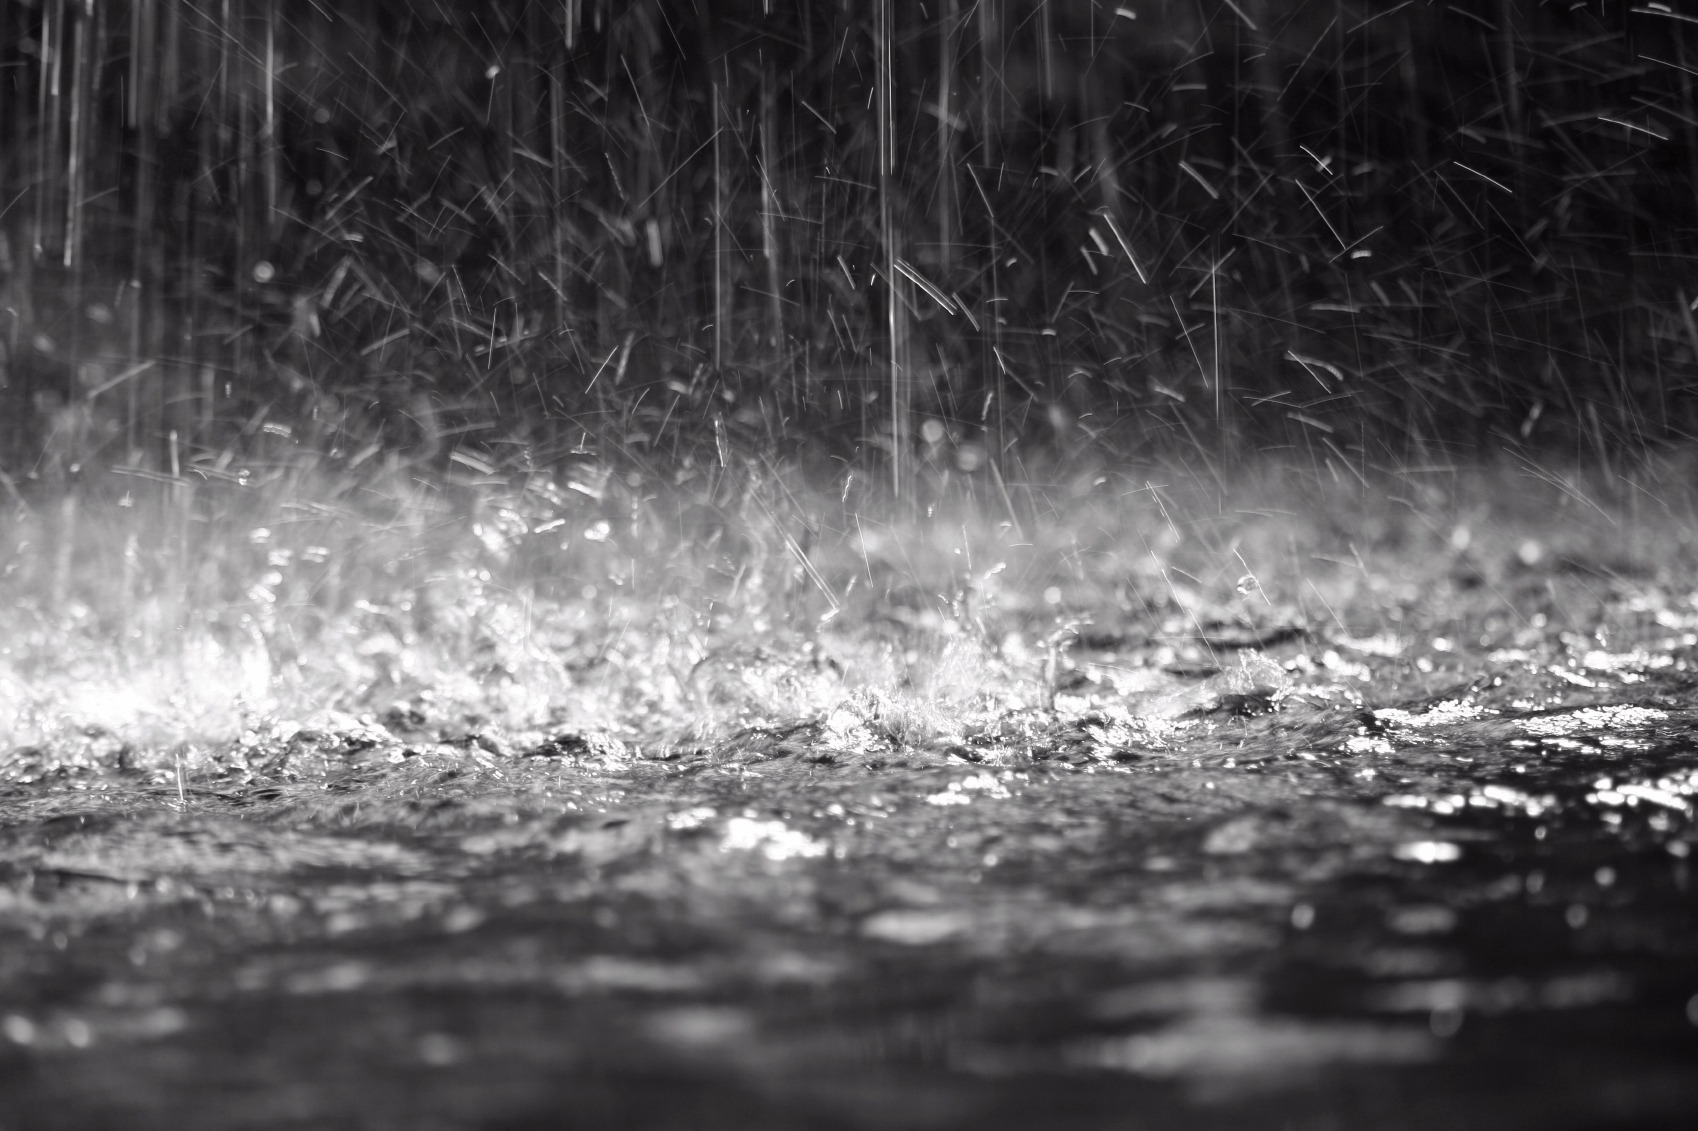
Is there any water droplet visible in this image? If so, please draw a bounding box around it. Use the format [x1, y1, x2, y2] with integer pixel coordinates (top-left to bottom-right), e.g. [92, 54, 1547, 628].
[61, 1019, 91, 1049]
[3, 1015, 36, 1045]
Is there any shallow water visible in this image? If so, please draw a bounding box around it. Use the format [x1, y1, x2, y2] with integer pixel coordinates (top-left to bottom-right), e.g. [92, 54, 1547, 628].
[2, 618, 1696, 1129]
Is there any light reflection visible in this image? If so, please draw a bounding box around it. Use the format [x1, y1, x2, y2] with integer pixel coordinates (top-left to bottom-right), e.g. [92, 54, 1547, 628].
[1519, 705, 1666, 737]
[1393, 841, 1463, 864]
[925, 772, 1013, 807]
[1373, 700, 1487, 728]
[720, 816, 827, 861]
[1368, 971, 1631, 1014]
[1063, 1014, 1436, 1077]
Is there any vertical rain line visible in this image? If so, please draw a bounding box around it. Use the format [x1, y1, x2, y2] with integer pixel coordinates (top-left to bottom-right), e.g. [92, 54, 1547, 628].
[937, 0, 956, 276]
[131, 0, 161, 458]
[549, 17, 567, 337]
[977, 0, 1004, 455]
[875, 0, 908, 499]
[36, 0, 64, 259]
[1211, 248, 1221, 432]
[1496, 0, 1522, 159]
[156, 0, 181, 471]
[759, 54, 784, 373]
[64, 0, 91, 271]
[1036, 0, 1053, 103]
[263, 0, 277, 228]
[1, 0, 19, 360]
[128, 0, 142, 130]
[229, 0, 248, 382]
[712, 69, 725, 374]
[1681, 34, 1698, 272]
[189, 0, 212, 441]
[1397, 8, 1427, 171]
[978, 0, 1001, 169]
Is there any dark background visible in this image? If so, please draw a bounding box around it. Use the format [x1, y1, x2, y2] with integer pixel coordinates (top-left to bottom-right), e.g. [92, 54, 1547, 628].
[5, 0, 1698, 483]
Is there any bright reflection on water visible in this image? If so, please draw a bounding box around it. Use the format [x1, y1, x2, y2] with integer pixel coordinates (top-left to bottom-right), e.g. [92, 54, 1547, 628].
[3, 574, 1698, 1129]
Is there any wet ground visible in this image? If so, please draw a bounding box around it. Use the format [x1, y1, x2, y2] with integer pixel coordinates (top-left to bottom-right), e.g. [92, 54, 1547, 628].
[2, 571, 1697, 1129]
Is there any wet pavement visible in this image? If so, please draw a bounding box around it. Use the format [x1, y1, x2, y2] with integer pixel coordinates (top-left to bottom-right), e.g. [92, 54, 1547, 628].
[2, 601, 1697, 1129]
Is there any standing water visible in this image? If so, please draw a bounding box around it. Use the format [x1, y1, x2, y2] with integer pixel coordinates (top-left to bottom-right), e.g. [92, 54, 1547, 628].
[0, 463, 1695, 1130]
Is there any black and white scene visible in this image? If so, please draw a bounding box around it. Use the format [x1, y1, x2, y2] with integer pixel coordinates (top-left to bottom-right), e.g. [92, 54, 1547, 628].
[1, 1, 1696, 1127]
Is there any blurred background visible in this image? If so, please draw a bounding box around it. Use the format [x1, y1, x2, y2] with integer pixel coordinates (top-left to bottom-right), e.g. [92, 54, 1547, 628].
[5, 0, 1698, 498]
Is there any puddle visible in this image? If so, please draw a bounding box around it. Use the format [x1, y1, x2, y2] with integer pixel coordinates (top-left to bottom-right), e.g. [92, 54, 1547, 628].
[2, 595, 1697, 1129]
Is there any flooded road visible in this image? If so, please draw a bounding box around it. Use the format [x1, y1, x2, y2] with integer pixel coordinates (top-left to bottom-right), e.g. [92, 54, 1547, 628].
[2, 594, 1697, 1128]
